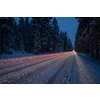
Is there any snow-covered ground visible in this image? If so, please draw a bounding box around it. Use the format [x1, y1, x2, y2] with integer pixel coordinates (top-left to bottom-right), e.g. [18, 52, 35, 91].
[0, 51, 100, 84]
[0, 52, 54, 60]
[0, 51, 71, 69]
[0, 51, 67, 60]
[0, 52, 35, 60]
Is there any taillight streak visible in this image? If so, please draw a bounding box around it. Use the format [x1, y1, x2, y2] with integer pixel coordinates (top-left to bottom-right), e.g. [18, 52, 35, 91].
[0, 52, 72, 62]
[0, 51, 73, 69]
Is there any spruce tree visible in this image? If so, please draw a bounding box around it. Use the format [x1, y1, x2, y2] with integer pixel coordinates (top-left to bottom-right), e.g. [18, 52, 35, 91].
[75, 17, 100, 59]
[41, 17, 52, 53]
[59, 30, 63, 51]
[17, 17, 25, 53]
[12, 18, 18, 52]
[0, 17, 3, 54]
[68, 38, 73, 51]
[52, 18, 60, 52]
[49, 19, 53, 52]
[0, 17, 14, 54]
[25, 17, 30, 52]
[63, 31, 68, 51]
[30, 17, 42, 54]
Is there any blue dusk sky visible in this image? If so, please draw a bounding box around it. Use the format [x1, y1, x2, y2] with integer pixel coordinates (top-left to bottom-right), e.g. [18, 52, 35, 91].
[56, 17, 79, 48]
[14, 17, 79, 48]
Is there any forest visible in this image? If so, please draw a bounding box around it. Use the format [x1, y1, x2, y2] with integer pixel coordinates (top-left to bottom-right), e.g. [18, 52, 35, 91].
[0, 17, 73, 55]
[75, 17, 100, 60]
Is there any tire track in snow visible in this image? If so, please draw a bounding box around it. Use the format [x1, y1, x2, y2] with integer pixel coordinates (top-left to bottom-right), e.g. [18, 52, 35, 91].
[53, 53, 75, 84]
[2, 53, 72, 84]
[0, 53, 70, 77]
[47, 54, 73, 84]
[65, 54, 75, 84]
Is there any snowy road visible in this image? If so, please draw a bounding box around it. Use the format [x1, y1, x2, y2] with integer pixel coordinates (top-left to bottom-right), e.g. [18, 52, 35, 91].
[0, 51, 100, 84]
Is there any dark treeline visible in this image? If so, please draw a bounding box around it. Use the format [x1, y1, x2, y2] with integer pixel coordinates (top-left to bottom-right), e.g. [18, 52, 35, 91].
[0, 17, 73, 55]
[75, 17, 100, 60]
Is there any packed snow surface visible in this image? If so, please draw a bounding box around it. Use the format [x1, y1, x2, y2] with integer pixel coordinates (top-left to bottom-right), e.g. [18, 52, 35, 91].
[0, 51, 100, 84]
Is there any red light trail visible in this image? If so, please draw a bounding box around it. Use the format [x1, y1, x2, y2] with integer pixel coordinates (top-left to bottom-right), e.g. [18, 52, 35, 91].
[0, 52, 73, 62]
[0, 51, 73, 69]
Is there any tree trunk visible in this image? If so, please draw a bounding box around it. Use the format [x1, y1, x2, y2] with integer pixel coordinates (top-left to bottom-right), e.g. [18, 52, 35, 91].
[54, 38, 55, 52]
[96, 41, 99, 60]
[1, 28, 4, 54]
[43, 47, 44, 53]
[91, 44, 93, 58]
[87, 44, 89, 56]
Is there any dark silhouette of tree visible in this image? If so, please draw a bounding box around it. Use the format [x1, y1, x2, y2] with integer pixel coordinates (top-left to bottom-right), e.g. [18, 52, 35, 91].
[68, 38, 73, 51]
[24, 17, 30, 53]
[0, 17, 14, 54]
[17, 17, 25, 53]
[75, 17, 100, 60]
[52, 18, 60, 52]
[63, 31, 68, 51]
[41, 17, 52, 53]
[0, 17, 73, 55]
[59, 30, 64, 51]
[30, 17, 42, 54]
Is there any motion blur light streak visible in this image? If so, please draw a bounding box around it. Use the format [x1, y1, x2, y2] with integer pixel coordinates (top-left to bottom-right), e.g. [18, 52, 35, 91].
[0, 52, 71, 62]
[0, 51, 99, 84]
[0, 51, 73, 69]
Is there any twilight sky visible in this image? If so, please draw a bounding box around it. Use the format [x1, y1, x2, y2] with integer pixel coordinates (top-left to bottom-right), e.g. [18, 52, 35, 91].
[14, 17, 79, 48]
[56, 17, 79, 48]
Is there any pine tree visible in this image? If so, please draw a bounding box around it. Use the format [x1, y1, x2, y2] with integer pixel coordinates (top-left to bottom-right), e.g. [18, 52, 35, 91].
[75, 17, 90, 53]
[49, 19, 53, 52]
[17, 17, 25, 53]
[75, 17, 100, 59]
[30, 18, 35, 52]
[89, 17, 100, 59]
[0, 17, 3, 54]
[59, 30, 63, 51]
[24, 17, 30, 52]
[52, 18, 60, 52]
[68, 38, 73, 51]
[0, 17, 14, 54]
[63, 31, 68, 51]
[34, 31, 41, 54]
[12, 18, 18, 52]
[49, 38, 53, 52]
[30, 17, 42, 54]
[41, 17, 52, 53]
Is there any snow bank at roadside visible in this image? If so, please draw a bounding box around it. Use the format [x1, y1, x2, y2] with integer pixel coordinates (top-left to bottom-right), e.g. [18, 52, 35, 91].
[0, 51, 66, 60]
[0, 52, 35, 60]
